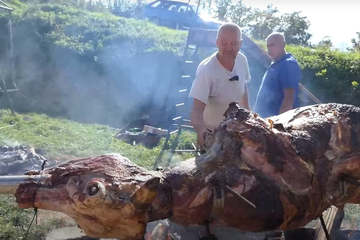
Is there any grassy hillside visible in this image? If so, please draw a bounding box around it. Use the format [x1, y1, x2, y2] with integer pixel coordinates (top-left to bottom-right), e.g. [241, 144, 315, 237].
[0, 109, 196, 168]
[0, 1, 189, 128]
[1, 1, 187, 55]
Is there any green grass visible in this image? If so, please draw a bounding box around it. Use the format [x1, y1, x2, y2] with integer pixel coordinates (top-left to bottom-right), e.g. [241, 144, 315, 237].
[0, 108, 196, 239]
[0, 109, 197, 238]
[0, 109, 196, 169]
[0, 195, 64, 240]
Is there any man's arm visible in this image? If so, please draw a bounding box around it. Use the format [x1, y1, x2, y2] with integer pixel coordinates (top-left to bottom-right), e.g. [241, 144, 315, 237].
[188, 64, 211, 148]
[280, 89, 295, 114]
[190, 99, 206, 135]
[240, 84, 250, 109]
[279, 61, 301, 114]
[240, 55, 251, 109]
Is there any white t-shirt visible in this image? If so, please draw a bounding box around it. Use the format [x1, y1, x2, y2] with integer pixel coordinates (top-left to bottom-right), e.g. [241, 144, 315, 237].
[189, 52, 251, 130]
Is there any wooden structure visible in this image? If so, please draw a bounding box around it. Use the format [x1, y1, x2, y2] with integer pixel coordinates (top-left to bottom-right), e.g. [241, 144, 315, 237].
[0, 0, 17, 114]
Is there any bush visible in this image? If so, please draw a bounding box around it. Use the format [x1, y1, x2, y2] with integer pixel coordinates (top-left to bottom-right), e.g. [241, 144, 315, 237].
[287, 46, 360, 106]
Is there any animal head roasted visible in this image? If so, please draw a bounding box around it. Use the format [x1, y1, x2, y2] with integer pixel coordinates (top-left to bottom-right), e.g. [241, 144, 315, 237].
[15, 154, 161, 240]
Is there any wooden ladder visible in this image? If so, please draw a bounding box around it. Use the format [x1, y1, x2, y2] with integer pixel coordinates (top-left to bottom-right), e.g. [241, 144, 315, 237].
[153, 51, 198, 170]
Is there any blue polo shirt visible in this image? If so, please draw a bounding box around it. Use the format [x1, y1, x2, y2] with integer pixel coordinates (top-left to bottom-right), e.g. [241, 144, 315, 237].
[254, 53, 301, 118]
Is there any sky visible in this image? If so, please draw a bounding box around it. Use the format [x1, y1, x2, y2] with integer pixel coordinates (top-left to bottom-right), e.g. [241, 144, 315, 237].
[241, 0, 359, 50]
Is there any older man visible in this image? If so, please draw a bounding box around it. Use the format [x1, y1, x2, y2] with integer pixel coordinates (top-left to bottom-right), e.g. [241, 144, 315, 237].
[189, 23, 251, 150]
[254, 32, 302, 118]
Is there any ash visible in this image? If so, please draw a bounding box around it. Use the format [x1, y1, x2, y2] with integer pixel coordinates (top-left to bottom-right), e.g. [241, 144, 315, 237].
[0, 145, 57, 176]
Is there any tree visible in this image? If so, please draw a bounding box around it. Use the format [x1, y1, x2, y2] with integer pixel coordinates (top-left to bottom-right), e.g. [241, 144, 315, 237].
[277, 11, 312, 46]
[247, 5, 281, 40]
[317, 36, 333, 49]
[201, 0, 313, 46]
[348, 32, 360, 52]
[200, 0, 254, 28]
[226, 0, 253, 27]
[213, 0, 232, 21]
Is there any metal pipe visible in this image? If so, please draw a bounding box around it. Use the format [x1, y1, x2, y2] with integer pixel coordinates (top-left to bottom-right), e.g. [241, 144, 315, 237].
[0, 175, 46, 195]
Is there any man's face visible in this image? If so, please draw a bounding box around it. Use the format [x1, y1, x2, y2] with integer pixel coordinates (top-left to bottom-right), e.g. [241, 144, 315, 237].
[216, 30, 242, 60]
[267, 36, 284, 60]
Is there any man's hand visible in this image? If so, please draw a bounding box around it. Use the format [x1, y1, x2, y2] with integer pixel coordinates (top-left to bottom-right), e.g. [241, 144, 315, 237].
[196, 128, 208, 151]
[280, 88, 295, 114]
[240, 84, 250, 109]
[190, 99, 207, 151]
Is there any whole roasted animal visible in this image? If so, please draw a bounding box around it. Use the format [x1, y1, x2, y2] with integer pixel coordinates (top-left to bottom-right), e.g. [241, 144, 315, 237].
[13, 102, 360, 240]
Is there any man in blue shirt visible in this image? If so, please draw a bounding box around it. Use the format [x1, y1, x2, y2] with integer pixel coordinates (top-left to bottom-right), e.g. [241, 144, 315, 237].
[254, 32, 302, 118]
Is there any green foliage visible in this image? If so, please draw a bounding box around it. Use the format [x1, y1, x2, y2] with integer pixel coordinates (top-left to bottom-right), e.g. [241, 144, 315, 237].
[0, 195, 59, 240]
[201, 1, 312, 46]
[0, 1, 188, 124]
[277, 11, 312, 46]
[349, 32, 360, 52]
[247, 5, 281, 41]
[11, 3, 187, 56]
[316, 36, 333, 49]
[288, 45, 360, 105]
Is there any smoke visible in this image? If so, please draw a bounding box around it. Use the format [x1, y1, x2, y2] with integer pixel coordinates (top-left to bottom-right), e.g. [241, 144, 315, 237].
[1, 139, 22, 148]
[0, 3, 184, 129]
[0, 1, 297, 130]
[244, 53, 267, 109]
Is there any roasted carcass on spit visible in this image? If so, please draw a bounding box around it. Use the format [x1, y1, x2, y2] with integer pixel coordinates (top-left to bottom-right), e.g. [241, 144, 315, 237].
[9, 102, 360, 240]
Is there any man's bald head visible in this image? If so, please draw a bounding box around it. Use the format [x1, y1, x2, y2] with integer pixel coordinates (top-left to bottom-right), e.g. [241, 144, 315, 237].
[217, 23, 242, 40]
[266, 32, 286, 44]
[216, 23, 243, 61]
[266, 32, 287, 61]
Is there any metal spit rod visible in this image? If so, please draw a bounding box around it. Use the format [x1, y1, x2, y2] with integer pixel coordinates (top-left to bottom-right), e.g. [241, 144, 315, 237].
[0, 175, 46, 195]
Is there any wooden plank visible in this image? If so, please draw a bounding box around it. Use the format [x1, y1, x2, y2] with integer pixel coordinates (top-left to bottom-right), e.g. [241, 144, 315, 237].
[314, 206, 339, 240]
[172, 124, 193, 129]
[173, 149, 197, 152]
[170, 129, 179, 135]
[0, 88, 18, 93]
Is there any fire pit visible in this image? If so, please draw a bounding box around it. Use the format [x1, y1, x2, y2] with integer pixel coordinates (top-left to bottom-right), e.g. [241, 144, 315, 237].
[115, 125, 168, 148]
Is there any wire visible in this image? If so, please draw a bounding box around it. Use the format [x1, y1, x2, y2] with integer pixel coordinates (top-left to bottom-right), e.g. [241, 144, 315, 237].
[23, 159, 47, 240]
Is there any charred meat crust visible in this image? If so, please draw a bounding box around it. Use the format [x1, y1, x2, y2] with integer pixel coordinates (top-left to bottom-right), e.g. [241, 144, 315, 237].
[12, 102, 360, 239]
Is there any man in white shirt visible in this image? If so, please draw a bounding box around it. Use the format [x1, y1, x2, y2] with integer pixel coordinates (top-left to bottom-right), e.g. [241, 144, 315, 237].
[189, 22, 251, 151]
